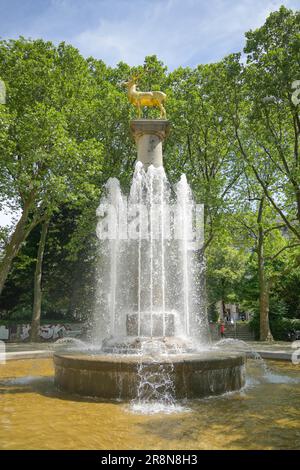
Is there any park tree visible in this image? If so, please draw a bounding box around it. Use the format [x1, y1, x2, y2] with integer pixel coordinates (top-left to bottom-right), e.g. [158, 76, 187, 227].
[232, 165, 300, 340]
[235, 7, 300, 240]
[0, 81, 13, 247]
[0, 39, 104, 330]
[165, 59, 242, 251]
[206, 228, 249, 319]
[210, 9, 300, 338]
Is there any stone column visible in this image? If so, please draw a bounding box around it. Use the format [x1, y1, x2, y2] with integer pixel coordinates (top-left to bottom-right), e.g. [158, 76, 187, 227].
[130, 119, 170, 168]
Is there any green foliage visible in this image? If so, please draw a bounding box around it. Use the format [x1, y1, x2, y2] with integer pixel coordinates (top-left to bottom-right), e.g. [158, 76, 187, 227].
[250, 310, 300, 341]
[0, 38, 104, 218]
[8, 306, 33, 322]
[239, 7, 300, 241]
[206, 231, 249, 308]
[271, 317, 300, 340]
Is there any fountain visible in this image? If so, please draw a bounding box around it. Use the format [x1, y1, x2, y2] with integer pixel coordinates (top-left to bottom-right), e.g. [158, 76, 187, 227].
[54, 79, 245, 401]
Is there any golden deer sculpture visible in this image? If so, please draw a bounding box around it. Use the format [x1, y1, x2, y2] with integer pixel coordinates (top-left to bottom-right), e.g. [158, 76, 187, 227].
[124, 77, 167, 119]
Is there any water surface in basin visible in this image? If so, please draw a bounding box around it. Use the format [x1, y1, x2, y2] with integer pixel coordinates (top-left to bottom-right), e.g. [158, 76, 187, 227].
[0, 358, 299, 450]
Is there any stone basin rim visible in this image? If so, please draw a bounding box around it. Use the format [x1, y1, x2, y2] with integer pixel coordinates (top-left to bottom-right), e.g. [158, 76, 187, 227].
[53, 351, 246, 399]
[54, 350, 245, 369]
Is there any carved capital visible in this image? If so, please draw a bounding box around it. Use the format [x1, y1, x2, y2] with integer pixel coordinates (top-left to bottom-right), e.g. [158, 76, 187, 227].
[130, 119, 170, 142]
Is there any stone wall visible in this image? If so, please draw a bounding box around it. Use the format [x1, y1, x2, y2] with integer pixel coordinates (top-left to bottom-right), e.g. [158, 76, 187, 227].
[0, 323, 85, 342]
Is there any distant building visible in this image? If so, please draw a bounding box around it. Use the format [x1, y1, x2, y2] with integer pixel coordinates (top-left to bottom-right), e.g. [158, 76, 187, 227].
[216, 302, 252, 323]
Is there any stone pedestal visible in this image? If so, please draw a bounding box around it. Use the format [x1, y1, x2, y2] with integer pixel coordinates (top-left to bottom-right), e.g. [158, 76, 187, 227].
[126, 312, 175, 337]
[130, 119, 170, 168]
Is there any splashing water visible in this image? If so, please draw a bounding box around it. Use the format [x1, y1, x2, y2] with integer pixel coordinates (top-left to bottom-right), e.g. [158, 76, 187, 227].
[54, 338, 89, 350]
[213, 338, 270, 375]
[136, 341, 175, 402]
[213, 338, 300, 385]
[130, 340, 189, 414]
[93, 162, 208, 348]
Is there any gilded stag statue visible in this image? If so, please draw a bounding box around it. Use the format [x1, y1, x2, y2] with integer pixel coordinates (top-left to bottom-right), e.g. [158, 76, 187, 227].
[124, 77, 167, 119]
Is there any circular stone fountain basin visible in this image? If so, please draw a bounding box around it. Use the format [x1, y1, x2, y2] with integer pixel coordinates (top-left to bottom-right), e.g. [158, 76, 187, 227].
[54, 350, 245, 399]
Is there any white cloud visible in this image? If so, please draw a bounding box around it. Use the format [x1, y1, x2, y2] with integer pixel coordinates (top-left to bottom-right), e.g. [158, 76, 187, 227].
[0, 211, 12, 227]
[0, 207, 20, 230]
[1, 0, 298, 68]
[71, 0, 299, 68]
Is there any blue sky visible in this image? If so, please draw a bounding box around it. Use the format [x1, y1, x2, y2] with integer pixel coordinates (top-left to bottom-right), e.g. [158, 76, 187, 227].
[0, 0, 299, 70]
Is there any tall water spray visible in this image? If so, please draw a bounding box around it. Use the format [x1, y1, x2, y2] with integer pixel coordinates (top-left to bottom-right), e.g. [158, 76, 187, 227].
[94, 161, 208, 350]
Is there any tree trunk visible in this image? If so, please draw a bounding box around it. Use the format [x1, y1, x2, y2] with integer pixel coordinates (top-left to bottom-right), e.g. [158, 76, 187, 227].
[221, 299, 226, 319]
[0, 200, 33, 295]
[257, 198, 273, 342]
[30, 219, 50, 342]
[296, 187, 300, 223]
